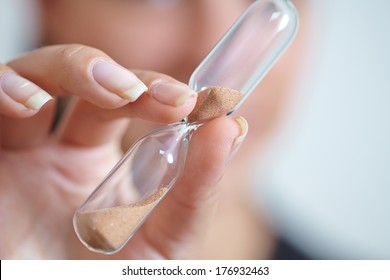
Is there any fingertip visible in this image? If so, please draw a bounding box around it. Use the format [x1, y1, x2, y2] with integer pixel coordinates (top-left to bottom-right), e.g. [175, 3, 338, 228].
[126, 88, 197, 124]
[226, 116, 249, 164]
[121, 81, 148, 102]
[163, 116, 244, 212]
[186, 116, 243, 176]
[233, 116, 249, 147]
[91, 59, 148, 103]
[24, 90, 53, 110]
[194, 116, 244, 147]
[188, 115, 249, 170]
[148, 79, 197, 107]
[0, 72, 53, 118]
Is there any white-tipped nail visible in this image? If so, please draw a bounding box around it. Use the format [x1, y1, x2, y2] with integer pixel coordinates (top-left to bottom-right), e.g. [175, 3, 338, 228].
[24, 90, 53, 110]
[226, 116, 249, 164]
[121, 82, 148, 102]
[233, 116, 249, 146]
[92, 59, 148, 102]
[149, 80, 196, 106]
[0, 72, 53, 111]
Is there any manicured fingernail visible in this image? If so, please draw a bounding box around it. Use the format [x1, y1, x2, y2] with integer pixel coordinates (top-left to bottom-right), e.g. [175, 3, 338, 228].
[92, 59, 147, 102]
[149, 80, 196, 106]
[25, 91, 53, 110]
[0, 72, 52, 110]
[227, 116, 249, 163]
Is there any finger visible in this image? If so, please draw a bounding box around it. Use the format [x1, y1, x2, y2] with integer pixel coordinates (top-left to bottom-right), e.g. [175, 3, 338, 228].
[6, 45, 196, 148]
[132, 116, 249, 259]
[0, 66, 55, 149]
[0, 68, 53, 119]
[7, 45, 148, 109]
[56, 71, 197, 147]
[2, 44, 148, 148]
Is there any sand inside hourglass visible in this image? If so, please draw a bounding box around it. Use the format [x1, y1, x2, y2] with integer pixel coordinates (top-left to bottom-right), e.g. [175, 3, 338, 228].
[187, 86, 244, 123]
[75, 86, 244, 253]
[75, 187, 169, 252]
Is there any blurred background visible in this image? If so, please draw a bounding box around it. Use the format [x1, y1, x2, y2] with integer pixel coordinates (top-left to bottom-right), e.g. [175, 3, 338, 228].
[249, 0, 390, 259]
[1, 0, 389, 259]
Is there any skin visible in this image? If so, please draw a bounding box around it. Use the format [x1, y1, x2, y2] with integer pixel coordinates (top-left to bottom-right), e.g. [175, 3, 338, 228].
[0, 0, 308, 259]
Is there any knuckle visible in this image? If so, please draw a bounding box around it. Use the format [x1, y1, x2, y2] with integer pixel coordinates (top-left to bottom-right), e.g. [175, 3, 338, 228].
[58, 44, 88, 68]
[57, 44, 106, 70]
[59, 44, 88, 60]
[54, 44, 108, 93]
[60, 44, 86, 60]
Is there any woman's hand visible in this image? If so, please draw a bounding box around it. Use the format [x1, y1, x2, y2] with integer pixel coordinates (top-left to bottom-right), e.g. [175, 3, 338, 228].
[0, 44, 247, 259]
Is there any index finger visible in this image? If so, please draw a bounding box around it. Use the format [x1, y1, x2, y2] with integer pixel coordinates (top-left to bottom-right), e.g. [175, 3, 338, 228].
[3, 44, 197, 148]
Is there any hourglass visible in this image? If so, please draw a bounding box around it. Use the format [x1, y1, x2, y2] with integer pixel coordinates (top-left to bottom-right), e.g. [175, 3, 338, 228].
[73, 0, 299, 254]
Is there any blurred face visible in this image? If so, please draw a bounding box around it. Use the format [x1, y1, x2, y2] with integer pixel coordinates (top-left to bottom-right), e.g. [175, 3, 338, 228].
[39, 0, 306, 154]
[40, 0, 253, 82]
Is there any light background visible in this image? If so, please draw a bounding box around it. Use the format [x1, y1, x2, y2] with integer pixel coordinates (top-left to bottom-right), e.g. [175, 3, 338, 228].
[250, 0, 390, 259]
[1, 0, 389, 259]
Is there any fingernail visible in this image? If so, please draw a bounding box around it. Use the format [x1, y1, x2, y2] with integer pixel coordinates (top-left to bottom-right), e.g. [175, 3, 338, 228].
[227, 116, 249, 163]
[0, 72, 52, 110]
[91, 59, 148, 102]
[149, 80, 196, 106]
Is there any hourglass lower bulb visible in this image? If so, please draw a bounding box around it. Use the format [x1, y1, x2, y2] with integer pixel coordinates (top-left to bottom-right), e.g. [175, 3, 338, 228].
[73, 123, 191, 253]
[73, 0, 299, 254]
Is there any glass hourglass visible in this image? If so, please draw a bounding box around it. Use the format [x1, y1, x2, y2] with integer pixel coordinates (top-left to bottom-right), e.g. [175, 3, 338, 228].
[73, 0, 299, 254]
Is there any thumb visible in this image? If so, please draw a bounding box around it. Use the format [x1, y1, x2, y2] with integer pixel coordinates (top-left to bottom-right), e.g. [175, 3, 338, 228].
[138, 116, 249, 259]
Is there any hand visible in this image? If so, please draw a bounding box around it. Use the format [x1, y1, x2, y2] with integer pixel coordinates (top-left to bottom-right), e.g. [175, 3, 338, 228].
[0, 44, 247, 259]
